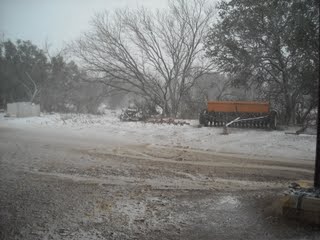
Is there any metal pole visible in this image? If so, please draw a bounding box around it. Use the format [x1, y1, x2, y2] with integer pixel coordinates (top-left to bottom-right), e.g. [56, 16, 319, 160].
[314, 89, 320, 188]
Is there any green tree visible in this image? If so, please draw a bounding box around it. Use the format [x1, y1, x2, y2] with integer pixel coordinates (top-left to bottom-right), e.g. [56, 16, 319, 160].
[205, 0, 319, 124]
[1, 38, 116, 113]
[0, 40, 49, 106]
[42, 55, 91, 113]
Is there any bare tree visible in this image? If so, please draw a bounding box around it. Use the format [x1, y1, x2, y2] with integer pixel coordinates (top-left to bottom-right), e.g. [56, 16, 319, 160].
[16, 53, 41, 103]
[23, 71, 40, 102]
[73, 0, 214, 117]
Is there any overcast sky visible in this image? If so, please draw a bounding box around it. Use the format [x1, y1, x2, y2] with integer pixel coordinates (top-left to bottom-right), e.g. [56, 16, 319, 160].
[0, 0, 168, 50]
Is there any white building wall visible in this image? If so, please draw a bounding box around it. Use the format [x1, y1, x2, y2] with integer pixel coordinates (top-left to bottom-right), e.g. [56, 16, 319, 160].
[7, 102, 40, 117]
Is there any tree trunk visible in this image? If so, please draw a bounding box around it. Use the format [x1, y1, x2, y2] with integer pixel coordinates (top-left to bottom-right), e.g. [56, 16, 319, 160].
[2, 94, 7, 109]
[282, 70, 295, 125]
[163, 102, 170, 117]
[284, 93, 296, 125]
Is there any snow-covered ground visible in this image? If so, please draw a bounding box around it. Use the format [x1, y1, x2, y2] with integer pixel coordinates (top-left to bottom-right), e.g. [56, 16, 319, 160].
[0, 110, 317, 160]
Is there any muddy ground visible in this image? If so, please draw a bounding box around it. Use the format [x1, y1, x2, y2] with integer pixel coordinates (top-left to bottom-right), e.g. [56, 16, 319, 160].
[0, 126, 319, 240]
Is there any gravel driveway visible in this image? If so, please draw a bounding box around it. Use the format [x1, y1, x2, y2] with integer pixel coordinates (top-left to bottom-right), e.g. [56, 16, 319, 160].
[0, 126, 319, 240]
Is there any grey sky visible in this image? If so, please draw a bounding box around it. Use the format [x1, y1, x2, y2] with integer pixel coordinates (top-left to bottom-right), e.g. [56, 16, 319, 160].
[0, 0, 168, 50]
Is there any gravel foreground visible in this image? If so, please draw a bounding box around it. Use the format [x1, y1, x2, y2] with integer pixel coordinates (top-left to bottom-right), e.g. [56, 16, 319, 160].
[0, 124, 319, 240]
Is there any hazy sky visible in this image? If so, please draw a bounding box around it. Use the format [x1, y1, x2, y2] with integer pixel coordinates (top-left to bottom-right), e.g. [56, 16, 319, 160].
[0, 0, 168, 50]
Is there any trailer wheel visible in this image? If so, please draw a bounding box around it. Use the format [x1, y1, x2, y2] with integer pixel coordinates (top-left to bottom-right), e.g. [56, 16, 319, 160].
[204, 119, 209, 127]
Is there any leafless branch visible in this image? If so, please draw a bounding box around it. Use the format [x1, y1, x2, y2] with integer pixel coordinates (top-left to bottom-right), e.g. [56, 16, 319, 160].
[73, 0, 214, 116]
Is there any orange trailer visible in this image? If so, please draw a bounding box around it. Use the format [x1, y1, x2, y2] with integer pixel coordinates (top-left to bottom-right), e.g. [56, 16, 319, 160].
[200, 101, 277, 129]
[207, 101, 270, 113]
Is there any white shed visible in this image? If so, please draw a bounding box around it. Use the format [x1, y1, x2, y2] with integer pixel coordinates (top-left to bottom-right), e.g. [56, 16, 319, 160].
[7, 102, 40, 117]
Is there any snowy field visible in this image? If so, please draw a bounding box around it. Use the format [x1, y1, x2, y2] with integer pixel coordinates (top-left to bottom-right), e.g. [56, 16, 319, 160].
[0, 110, 316, 160]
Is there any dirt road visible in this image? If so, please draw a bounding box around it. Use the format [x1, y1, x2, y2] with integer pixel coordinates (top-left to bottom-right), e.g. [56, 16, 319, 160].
[0, 126, 319, 239]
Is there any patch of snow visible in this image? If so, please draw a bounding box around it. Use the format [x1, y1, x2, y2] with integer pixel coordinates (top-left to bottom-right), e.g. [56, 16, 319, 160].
[0, 111, 317, 160]
[115, 200, 146, 227]
[217, 196, 240, 208]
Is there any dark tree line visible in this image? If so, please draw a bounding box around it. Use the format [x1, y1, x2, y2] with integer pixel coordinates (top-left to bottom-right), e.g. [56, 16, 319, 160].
[0, 40, 47, 106]
[0, 39, 106, 113]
